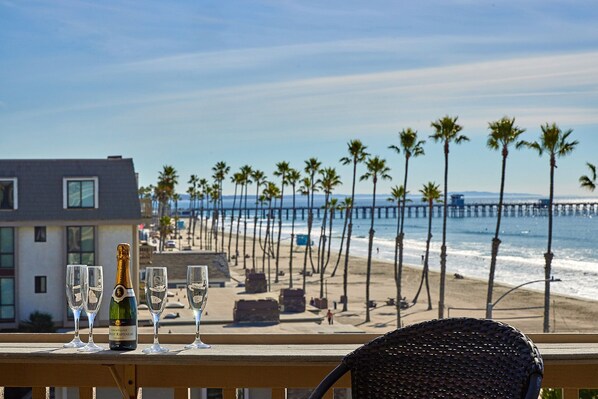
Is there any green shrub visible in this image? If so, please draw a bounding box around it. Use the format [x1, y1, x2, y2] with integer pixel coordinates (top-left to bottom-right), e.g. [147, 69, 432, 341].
[19, 311, 56, 333]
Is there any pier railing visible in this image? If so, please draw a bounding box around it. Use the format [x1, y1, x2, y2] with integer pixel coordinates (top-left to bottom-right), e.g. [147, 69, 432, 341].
[179, 201, 598, 220]
[0, 333, 597, 399]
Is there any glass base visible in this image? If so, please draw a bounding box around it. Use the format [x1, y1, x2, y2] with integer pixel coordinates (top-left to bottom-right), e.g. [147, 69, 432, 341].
[77, 342, 104, 352]
[64, 336, 86, 348]
[185, 340, 211, 349]
[143, 343, 169, 354]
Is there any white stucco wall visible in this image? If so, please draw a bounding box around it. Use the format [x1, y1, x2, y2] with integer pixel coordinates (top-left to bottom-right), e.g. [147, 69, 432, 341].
[95, 224, 136, 325]
[17, 226, 65, 324]
[15, 224, 136, 327]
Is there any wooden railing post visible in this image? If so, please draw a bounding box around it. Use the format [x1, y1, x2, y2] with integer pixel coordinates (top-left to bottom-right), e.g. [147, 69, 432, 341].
[174, 388, 189, 399]
[79, 387, 94, 399]
[31, 387, 48, 399]
[271, 388, 285, 399]
[562, 388, 579, 399]
[222, 388, 236, 399]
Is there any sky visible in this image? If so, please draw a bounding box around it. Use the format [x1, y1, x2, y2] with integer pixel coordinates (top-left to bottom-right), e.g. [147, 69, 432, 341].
[1, 0, 598, 197]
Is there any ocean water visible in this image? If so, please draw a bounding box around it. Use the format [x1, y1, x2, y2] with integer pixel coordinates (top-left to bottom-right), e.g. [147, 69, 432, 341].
[181, 194, 598, 301]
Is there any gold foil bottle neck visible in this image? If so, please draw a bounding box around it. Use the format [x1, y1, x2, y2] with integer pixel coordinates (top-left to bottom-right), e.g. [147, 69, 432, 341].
[117, 243, 130, 260]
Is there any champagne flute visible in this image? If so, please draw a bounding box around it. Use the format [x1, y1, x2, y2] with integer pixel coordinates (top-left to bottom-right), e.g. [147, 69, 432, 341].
[185, 265, 210, 349]
[64, 265, 87, 348]
[143, 267, 169, 354]
[78, 266, 104, 352]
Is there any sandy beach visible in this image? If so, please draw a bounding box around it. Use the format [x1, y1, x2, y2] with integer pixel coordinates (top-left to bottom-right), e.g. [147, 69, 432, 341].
[157, 229, 598, 335]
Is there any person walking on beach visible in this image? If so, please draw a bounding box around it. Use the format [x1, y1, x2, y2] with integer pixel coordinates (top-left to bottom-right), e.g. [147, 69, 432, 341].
[326, 309, 334, 325]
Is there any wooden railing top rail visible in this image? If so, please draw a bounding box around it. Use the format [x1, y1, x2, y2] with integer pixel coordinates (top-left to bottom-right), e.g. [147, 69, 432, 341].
[1, 332, 597, 344]
[0, 337, 597, 399]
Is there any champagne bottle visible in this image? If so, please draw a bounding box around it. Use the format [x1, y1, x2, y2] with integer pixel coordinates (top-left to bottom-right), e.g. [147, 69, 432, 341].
[109, 243, 138, 350]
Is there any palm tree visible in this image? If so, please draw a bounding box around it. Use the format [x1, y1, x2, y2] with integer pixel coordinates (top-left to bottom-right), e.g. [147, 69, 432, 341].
[286, 168, 302, 288]
[429, 115, 469, 319]
[389, 128, 425, 326]
[339, 140, 369, 311]
[273, 161, 291, 282]
[485, 117, 526, 319]
[303, 158, 322, 278]
[412, 182, 442, 310]
[520, 123, 578, 332]
[187, 174, 199, 247]
[317, 167, 342, 298]
[209, 183, 220, 250]
[240, 165, 253, 269]
[156, 165, 178, 252]
[330, 197, 352, 277]
[198, 178, 208, 250]
[228, 172, 243, 262]
[235, 167, 251, 266]
[360, 156, 391, 323]
[299, 176, 311, 291]
[251, 169, 266, 268]
[172, 192, 181, 248]
[580, 162, 597, 191]
[387, 184, 408, 325]
[212, 161, 230, 254]
[262, 182, 280, 291]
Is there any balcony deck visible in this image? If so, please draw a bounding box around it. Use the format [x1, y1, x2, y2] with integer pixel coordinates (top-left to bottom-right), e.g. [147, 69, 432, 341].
[0, 333, 597, 399]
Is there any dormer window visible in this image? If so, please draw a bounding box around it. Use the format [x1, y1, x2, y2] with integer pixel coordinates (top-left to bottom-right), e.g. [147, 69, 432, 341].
[63, 177, 98, 209]
[0, 178, 17, 210]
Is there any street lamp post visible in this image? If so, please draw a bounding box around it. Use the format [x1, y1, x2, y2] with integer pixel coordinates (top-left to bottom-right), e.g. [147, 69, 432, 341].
[486, 276, 561, 319]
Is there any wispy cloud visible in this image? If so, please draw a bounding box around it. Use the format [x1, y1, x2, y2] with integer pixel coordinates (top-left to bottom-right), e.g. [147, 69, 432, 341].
[11, 50, 598, 136]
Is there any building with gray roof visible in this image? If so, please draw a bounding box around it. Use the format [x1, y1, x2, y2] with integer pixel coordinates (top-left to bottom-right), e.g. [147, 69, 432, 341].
[0, 157, 142, 329]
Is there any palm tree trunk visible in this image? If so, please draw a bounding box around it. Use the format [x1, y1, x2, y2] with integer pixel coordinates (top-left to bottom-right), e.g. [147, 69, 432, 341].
[343, 160, 358, 312]
[199, 200, 204, 250]
[289, 186, 297, 288]
[266, 201, 273, 291]
[243, 183, 249, 269]
[413, 200, 433, 305]
[319, 195, 330, 298]
[330, 207, 348, 277]
[439, 142, 449, 319]
[302, 187, 311, 291]
[252, 182, 260, 269]
[365, 177, 377, 323]
[544, 156, 555, 333]
[486, 149, 507, 318]
[393, 200, 401, 327]
[396, 156, 410, 327]
[275, 184, 285, 283]
[228, 184, 238, 262]
[234, 184, 244, 266]
[221, 186, 226, 254]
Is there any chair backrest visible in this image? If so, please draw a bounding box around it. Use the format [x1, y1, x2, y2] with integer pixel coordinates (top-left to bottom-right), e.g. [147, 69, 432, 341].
[309, 318, 544, 399]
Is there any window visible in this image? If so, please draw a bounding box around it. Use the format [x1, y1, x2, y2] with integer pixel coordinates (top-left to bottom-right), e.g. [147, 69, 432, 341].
[0, 278, 14, 321]
[35, 226, 47, 242]
[0, 178, 17, 210]
[0, 227, 14, 269]
[0, 228, 14, 321]
[35, 276, 47, 294]
[63, 177, 98, 209]
[67, 226, 95, 265]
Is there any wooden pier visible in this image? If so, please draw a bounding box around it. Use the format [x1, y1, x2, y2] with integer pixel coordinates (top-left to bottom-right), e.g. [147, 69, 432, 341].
[184, 201, 598, 220]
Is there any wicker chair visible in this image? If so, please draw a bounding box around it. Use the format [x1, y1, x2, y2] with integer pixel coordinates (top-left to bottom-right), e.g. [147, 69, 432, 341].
[308, 318, 543, 399]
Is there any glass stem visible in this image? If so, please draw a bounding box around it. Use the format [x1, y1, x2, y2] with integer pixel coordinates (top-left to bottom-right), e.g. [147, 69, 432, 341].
[153, 313, 160, 345]
[73, 309, 81, 339]
[88, 313, 95, 344]
[194, 310, 202, 342]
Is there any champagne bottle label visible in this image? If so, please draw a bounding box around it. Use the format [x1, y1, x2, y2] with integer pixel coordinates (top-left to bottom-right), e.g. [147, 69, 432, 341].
[109, 319, 137, 341]
[112, 284, 135, 303]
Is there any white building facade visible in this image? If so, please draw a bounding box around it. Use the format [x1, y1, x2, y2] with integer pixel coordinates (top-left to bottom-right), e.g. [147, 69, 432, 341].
[0, 157, 142, 329]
